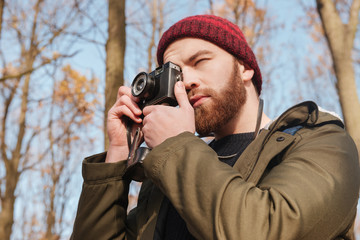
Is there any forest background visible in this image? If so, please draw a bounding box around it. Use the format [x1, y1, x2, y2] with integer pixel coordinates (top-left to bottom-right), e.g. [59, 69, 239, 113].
[0, 0, 359, 239]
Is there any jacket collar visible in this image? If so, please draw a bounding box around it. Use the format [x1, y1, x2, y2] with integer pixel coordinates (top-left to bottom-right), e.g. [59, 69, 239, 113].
[233, 101, 343, 185]
[266, 101, 344, 132]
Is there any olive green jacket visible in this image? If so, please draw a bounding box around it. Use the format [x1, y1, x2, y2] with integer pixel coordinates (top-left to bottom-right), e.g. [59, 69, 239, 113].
[71, 101, 360, 240]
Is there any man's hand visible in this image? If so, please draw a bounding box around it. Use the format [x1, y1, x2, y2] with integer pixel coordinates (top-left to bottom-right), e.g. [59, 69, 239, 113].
[142, 81, 195, 148]
[105, 86, 143, 163]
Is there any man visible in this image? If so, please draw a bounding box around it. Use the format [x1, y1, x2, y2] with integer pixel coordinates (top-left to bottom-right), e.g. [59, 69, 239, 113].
[71, 15, 360, 239]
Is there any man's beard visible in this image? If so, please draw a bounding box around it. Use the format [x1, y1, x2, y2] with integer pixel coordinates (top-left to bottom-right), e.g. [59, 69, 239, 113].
[190, 60, 247, 137]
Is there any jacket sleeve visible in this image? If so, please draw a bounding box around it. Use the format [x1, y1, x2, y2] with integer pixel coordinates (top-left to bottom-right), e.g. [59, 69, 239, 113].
[143, 128, 360, 240]
[71, 152, 137, 240]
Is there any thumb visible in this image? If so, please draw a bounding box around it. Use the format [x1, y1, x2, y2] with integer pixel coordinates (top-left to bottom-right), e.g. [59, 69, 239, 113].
[174, 81, 191, 109]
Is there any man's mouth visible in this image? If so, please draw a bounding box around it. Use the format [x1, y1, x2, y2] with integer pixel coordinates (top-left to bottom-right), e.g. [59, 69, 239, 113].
[190, 95, 209, 108]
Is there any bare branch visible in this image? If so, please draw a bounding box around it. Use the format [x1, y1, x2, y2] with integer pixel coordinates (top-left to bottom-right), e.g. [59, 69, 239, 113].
[346, 0, 360, 48]
[0, 79, 20, 164]
[0, 52, 78, 83]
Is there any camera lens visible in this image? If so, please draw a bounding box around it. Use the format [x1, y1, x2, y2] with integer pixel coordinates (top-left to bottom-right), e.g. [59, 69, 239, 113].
[135, 79, 145, 92]
[131, 72, 155, 99]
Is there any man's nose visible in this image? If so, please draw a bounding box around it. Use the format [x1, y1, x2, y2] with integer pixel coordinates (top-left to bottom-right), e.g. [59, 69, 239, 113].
[181, 67, 200, 90]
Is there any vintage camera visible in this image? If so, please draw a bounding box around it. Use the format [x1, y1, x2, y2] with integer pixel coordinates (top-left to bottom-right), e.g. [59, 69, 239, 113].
[131, 61, 182, 109]
[125, 62, 182, 182]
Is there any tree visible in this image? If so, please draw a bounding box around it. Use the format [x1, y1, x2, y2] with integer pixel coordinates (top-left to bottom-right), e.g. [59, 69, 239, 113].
[104, 0, 126, 149]
[316, 0, 360, 154]
[42, 65, 99, 240]
[147, 0, 165, 72]
[0, 0, 4, 39]
[0, 1, 50, 238]
[0, 0, 101, 239]
[210, 0, 282, 107]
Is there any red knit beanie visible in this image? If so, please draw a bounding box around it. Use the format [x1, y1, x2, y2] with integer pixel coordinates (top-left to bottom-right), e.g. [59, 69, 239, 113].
[157, 15, 262, 95]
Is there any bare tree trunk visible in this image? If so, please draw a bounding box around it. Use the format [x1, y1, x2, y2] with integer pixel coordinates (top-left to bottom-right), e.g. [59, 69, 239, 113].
[0, 0, 42, 237]
[0, 0, 103, 238]
[0, 76, 18, 240]
[316, 0, 360, 156]
[104, 0, 126, 149]
[0, 60, 36, 240]
[208, 0, 214, 14]
[0, 0, 5, 39]
[0, 164, 20, 240]
[0, 46, 36, 240]
[158, 0, 165, 40]
[45, 106, 57, 240]
[148, 0, 157, 72]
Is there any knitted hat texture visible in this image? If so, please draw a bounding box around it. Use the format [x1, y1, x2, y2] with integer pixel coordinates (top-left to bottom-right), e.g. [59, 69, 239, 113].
[156, 15, 262, 95]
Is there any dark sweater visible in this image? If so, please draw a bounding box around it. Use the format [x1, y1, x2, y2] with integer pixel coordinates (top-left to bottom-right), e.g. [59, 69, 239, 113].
[162, 132, 255, 240]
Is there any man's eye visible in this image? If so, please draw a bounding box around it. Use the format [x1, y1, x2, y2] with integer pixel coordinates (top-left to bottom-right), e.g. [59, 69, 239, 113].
[195, 58, 209, 66]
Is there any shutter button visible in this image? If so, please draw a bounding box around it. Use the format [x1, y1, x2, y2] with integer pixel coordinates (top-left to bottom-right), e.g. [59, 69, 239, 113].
[276, 136, 285, 142]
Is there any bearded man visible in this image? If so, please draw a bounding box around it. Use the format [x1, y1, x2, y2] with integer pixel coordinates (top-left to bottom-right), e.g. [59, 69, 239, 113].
[71, 15, 359, 240]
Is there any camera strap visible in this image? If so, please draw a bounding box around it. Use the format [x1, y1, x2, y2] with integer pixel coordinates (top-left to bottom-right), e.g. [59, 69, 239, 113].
[253, 98, 264, 139]
[124, 119, 149, 182]
[126, 124, 142, 164]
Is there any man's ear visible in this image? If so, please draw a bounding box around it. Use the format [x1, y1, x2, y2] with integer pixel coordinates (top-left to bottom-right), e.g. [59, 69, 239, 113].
[237, 59, 254, 82]
[242, 68, 254, 82]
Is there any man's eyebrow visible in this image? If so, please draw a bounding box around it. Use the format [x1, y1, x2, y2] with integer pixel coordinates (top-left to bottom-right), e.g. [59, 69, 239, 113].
[188, 50, 213, 63]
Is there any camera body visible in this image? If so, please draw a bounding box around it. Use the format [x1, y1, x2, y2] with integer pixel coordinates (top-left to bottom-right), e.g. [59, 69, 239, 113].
[131, 61, 182, 109]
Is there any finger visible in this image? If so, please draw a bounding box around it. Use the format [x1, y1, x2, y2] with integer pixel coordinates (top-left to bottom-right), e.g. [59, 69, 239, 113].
[109, 105, 142, 124]
[117, 86, 130, 100]
[115, 94, 142, 116]
[117, 86, 139, 102]
[142, 104, 168, 116]
[142, 105, 156, 116]
[174, 81, 192, 109]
